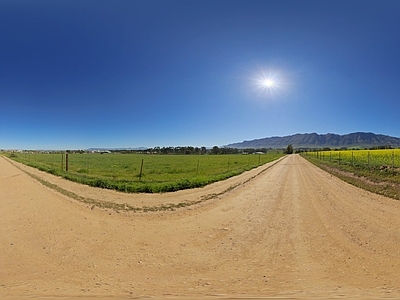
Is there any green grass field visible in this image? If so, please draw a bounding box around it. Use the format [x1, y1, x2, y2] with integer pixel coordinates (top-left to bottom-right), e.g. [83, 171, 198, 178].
[5, 151, 284, 193]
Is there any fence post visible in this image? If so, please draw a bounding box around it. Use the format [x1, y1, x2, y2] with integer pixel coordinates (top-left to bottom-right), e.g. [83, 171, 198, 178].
[352, 151, 354, 167]
[139, 159, 144, 181]
[368, 151, 370, 170]
[65, 153, 69, 172]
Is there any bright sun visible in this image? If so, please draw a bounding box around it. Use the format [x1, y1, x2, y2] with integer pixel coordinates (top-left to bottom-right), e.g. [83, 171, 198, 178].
[263, 79, 275, 88]
[250, 66, 291, 100]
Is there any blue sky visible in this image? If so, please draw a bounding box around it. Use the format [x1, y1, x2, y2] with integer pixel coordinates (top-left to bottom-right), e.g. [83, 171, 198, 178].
[1, 0, 400, 150]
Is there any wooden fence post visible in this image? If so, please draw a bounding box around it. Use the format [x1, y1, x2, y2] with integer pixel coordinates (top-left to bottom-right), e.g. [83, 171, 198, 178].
[139, 159, 144, 181]
[65, 153, 69, 172]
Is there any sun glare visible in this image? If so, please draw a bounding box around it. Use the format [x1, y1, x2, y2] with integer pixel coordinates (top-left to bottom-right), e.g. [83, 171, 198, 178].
[249, 65, 292, 100]
[263, 79, 275, 88]
[256, 74, 280, 92]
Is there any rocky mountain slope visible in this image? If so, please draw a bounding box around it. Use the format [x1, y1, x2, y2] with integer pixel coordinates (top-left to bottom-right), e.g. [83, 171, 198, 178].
[227, 132, 400, 149]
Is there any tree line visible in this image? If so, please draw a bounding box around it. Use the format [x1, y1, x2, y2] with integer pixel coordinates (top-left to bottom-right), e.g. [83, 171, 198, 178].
[118, 146, 282, 155]
[12, 146, 286, 155]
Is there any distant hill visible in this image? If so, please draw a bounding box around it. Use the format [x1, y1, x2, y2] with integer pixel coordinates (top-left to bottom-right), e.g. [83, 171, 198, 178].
[226, 132, 400, 149]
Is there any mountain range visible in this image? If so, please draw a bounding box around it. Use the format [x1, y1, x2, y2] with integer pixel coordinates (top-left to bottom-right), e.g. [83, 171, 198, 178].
[226, 132, 400, 149]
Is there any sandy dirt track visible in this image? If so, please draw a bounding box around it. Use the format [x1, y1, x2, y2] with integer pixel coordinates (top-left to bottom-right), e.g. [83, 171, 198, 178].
[1, 154, 400, 299]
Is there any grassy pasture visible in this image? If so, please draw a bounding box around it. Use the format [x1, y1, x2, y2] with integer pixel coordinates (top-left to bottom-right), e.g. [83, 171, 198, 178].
[6, 152, 284, 193]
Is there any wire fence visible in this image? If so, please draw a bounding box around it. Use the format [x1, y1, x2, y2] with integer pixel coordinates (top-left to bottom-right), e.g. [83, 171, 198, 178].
[304, 149, 400, 175]
[6, 151, 284, 192]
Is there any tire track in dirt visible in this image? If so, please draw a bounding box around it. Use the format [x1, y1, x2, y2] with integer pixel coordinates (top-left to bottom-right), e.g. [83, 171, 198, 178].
[1, 155, 285, 211]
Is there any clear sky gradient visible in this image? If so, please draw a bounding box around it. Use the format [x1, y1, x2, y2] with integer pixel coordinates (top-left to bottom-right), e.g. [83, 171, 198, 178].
[1, 0, 399, 150]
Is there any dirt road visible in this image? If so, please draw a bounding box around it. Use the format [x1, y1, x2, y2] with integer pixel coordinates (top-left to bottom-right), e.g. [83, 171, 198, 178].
[1, 154, 400, 299]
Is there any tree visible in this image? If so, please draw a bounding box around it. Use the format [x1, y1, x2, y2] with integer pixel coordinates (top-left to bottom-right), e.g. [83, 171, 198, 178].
[286, 144, 293, 154]
[211, 146, 220, 154]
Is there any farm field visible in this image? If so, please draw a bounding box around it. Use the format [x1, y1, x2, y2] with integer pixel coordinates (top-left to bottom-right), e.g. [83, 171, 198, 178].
[1, 154, 400, 299]
[3, 151, 283, 193]
[304, 149, 400, 170]
[302, 149, 400, 200]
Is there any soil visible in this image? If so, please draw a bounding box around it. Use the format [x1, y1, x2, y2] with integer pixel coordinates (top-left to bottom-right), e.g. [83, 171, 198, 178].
[1, 154, 400, 299]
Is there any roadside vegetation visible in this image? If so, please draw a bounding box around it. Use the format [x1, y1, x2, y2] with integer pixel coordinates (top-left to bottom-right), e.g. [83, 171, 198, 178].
[302, 149, 400, 200]
[4, 151, 284, 193]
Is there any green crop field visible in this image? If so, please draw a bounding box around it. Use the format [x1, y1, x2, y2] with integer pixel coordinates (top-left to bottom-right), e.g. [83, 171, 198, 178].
[4, 151, 284, 193]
